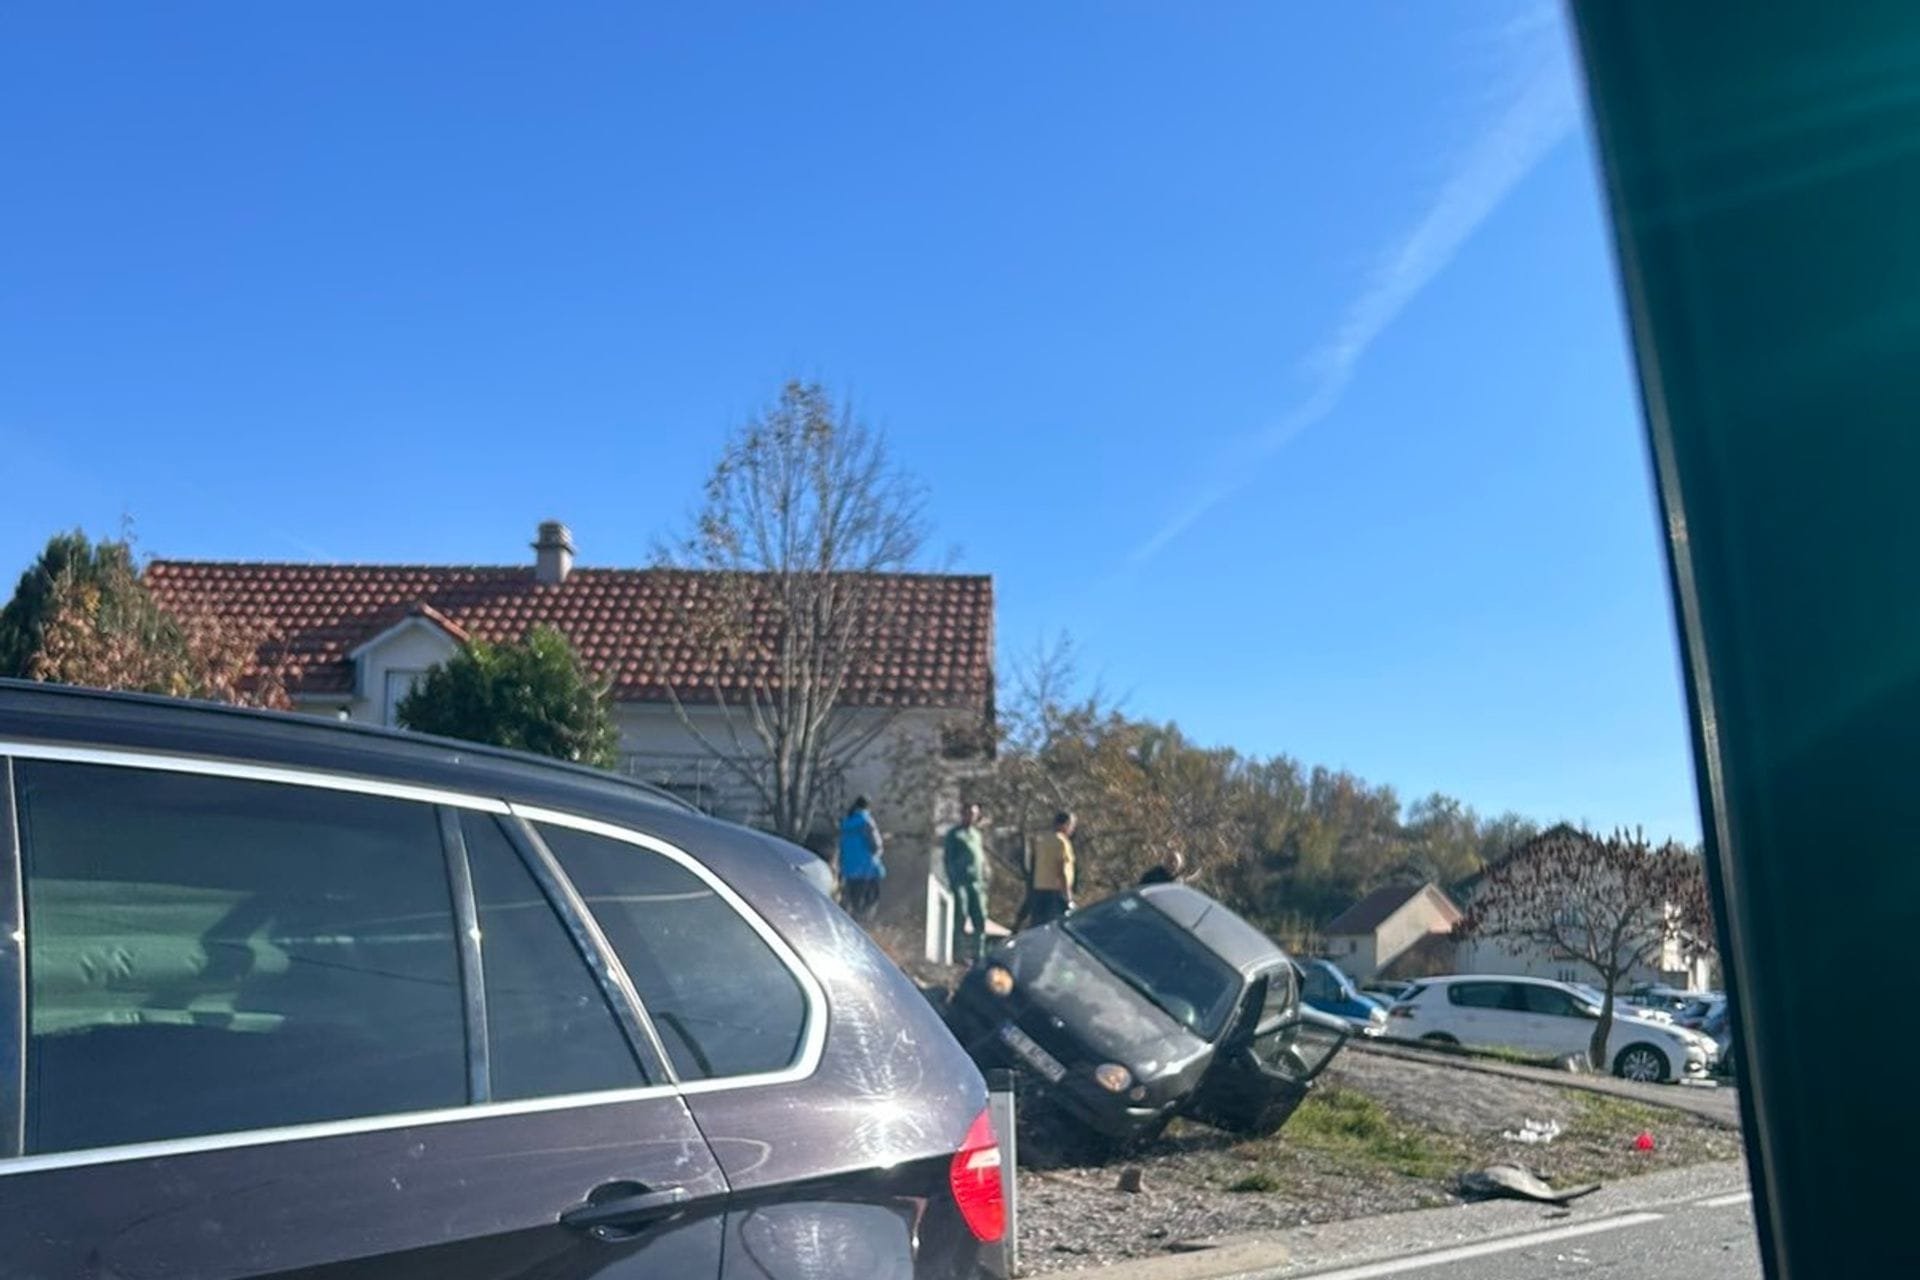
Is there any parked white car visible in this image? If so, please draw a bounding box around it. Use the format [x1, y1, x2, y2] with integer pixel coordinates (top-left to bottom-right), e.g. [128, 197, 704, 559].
[1386, 975, 1718, 1083]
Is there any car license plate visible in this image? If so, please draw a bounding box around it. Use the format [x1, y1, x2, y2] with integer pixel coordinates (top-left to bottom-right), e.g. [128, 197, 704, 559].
[998, 1023, 1066, 1083]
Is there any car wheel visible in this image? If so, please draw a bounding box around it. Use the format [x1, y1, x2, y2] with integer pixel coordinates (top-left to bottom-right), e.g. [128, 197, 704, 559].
[1420, 1032, 1459, 1046]
[1613, 1043, 1670, 1083]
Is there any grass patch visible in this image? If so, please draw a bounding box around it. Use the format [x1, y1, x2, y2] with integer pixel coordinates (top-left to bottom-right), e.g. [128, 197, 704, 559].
[1565, 1091, 1670, 1140]
[1281, 1086, 1461, 1180]
[1227, 1170, 1285, 1193]
[1470, 1045, 1556, 1067]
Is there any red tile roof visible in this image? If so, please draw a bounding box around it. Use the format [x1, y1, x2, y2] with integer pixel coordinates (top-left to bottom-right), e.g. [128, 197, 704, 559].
[145, 561, 994, 711]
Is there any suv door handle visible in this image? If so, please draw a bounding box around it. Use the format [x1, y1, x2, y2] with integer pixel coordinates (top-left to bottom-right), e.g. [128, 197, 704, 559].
[561, 1183, 693, 1236]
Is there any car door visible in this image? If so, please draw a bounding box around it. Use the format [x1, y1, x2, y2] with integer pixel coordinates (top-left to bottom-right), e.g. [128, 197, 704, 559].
[0, 755, 728, 1280]
[1188, 966, 1347, 1135]
[521, 811, 980, 1280]
[1443, 980, 1528, 1051]
[1514, 982, 1593, 1056]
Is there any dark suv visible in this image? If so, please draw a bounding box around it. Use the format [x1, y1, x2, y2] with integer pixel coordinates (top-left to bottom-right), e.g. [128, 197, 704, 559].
[0, 680, 1002, 1279]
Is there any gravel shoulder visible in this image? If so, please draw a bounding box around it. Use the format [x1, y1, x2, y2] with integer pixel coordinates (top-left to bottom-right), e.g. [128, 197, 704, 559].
[1015, 1049, 1746, 1275]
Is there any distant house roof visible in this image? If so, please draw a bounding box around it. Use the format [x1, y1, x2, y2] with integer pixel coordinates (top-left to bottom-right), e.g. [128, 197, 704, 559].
[1325, 881, 1463, 937]
[145, 560, 994, 712]
[1325, 883, 1430, 936]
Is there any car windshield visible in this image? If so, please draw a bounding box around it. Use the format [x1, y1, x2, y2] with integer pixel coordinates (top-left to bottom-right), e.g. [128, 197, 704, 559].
[1062, 897, 1242, 1039]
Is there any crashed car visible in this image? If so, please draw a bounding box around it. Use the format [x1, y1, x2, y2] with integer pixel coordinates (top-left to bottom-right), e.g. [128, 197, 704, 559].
[947, 884, 1348, 1142]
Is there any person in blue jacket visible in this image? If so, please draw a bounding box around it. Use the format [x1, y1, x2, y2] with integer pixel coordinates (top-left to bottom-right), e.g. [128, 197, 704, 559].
[838, 796, 886, 920]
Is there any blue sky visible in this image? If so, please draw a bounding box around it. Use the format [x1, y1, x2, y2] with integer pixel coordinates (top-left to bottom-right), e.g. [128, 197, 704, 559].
[0, 2, 1701, 840]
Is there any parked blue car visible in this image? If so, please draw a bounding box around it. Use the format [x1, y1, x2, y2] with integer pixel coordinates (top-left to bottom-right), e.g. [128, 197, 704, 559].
[1297, 958, 1388, 1035]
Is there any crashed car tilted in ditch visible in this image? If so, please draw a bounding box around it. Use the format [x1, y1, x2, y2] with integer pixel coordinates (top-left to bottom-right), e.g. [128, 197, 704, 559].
[946, 884, 1348, 1142]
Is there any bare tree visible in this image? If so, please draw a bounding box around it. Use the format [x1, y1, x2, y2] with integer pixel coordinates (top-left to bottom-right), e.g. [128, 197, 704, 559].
[661, 381, 929, 842]
[1454, 825, 1714, 1068]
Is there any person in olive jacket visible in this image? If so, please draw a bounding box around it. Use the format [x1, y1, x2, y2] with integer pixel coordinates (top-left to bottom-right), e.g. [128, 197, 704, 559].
[943, 802, 991, 964]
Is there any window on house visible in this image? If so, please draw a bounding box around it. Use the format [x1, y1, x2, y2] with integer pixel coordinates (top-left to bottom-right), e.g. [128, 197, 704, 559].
[384, 669, 429, 726]
[17, 761, 467, 1155]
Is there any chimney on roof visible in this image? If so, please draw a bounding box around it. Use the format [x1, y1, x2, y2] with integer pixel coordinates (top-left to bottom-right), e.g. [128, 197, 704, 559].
[533, 521, 575, 585]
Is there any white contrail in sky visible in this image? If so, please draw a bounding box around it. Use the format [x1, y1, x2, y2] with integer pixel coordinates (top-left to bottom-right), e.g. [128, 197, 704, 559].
[1129, 16, 1581, 565]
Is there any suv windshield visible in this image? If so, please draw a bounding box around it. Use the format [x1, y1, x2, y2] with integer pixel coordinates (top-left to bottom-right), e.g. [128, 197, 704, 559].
[1062, 897, 1241, 1039]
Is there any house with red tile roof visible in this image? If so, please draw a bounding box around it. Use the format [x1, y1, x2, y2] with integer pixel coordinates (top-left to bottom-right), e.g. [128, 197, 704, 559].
[146, 522, 995, 844]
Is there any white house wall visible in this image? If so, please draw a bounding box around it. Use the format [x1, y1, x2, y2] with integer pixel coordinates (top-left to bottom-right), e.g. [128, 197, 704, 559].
[1374, 891, 1459, 975]
[613, 703, 951, 822]
[294, 622, 461, 725]
[1450, 937, 1705, 990]
[1326, 935, 1379, 979]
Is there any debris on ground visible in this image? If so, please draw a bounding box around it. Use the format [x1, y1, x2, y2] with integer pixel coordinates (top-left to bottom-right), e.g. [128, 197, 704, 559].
[1502, 1118, 1563, 1145]
[1015, 1050, 1743, 1273]
[1634, 1131, 1657, 1152]
[1458, 1163, 1601, 1205]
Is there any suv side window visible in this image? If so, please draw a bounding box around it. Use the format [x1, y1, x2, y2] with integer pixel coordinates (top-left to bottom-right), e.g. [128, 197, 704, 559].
[1447, 981, 1514, 1010]
[538, 823, 807, 1081]
[17, 761, 466, 1155]
[460, 812, 645, 1099]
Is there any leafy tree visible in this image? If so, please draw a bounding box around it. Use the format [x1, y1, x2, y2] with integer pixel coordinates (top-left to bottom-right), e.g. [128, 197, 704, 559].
[1454, 825, 1714, 1066]
[0, 531, 138, 678]
[1473, 811, 1543, 875]
[397, 626, 619, 767]
[975, 636, 1710, 967]
[4, 530, 287, 707]
[661, 380, 931, 842]
[1404, 792, 1486, 886]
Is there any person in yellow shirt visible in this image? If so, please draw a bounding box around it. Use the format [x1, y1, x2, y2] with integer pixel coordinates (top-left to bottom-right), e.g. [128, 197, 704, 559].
[1026, 810, 1076, 927]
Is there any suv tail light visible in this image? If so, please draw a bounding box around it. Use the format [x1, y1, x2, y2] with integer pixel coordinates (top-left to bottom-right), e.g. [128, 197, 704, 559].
[949, 1109, 1005, 1243]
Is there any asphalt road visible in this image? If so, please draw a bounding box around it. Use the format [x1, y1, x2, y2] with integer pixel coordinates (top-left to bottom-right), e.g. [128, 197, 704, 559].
[1287, 1190, 1760, 1280]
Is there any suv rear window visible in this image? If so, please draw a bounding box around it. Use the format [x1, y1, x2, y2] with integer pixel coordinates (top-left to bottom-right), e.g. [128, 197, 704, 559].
[538, 823, 807, 1081]
[460, 812, 644, 1099]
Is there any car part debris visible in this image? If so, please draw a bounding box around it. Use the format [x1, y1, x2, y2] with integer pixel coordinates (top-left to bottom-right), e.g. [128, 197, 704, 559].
[1459, 1164, 1601, 1204]
[1502, 1118, 1563, 1145]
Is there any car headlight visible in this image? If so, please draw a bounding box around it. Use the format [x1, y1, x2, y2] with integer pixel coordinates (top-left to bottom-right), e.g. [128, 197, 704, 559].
[1093, 1063, 1133, 1093]
[984, 966, 1015, 997]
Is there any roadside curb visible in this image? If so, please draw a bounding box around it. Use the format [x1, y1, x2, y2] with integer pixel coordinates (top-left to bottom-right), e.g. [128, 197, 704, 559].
[1349, 1039, 1742, 1128]
[1059, 1240, 1289, 1280]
